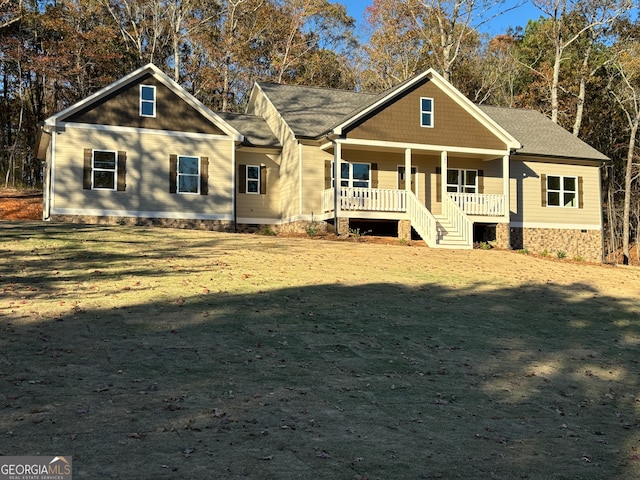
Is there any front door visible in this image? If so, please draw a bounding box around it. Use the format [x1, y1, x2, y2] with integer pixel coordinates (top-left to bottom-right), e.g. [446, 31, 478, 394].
[398, 166, 417, 194]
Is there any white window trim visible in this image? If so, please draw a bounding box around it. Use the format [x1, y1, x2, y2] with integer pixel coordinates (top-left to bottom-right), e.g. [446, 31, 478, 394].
[547, 174, 578, 208]
[446, 168, 477, 194]
[177, 155, 200, 195]
[246, 165, 260, 194]
[333, 161, 371, 188]
[140, 85, 156, 118]
[92, 149, 117, 191]
[420, 97, 434, 128]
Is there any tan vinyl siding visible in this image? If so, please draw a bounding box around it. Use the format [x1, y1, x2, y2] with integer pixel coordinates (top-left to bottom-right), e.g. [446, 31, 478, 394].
[301, 144, 332, 215]
[346, 81, 506, 151]
[248, 87, 299, 221]
[66, 74, 224, 135]
[236, 151, 280, 219]
[51, 126, 233, 217]
[510, 158, 601, 226]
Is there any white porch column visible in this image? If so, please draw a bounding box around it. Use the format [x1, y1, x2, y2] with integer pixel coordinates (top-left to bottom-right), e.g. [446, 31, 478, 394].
[440, 151, 448, 204]
[502, 154, 510, 221]
[404, 148, 412, 193]
[334, 141, 342, 233]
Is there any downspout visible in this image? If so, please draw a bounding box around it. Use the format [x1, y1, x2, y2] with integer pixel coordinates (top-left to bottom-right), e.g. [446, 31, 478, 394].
[43, 125, 54, 221]
[299, 143, 303, 218]
[599, 161, 606, 263]
[232, 140, 238, 232]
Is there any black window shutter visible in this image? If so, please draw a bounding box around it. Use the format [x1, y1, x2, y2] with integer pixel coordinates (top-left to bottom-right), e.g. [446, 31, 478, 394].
[83, 148, 92, 189]
[370, 163, 378, 188]
[477, 169, 484, 193]
[169, 155, 177, 193]
[260, 165, 267, 194]
[117, 151, 127, 191]
[238, 164, 246, 193]
[578, 176, 584, 209]
[541, 174, 547, 207]
[200, 157, 209, 195]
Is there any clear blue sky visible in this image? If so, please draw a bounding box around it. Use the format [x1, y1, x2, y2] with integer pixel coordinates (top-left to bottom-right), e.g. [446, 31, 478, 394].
[343, 0, 545, 37]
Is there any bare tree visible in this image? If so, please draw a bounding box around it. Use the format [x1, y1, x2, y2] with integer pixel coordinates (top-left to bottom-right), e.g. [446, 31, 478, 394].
[406, 0, 520, 82]
[532, 0, 631, 125]
[608, 44, 640, 264]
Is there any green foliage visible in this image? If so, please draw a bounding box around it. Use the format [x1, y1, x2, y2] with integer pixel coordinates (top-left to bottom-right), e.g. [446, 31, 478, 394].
[305, 221, 321, 237]
[259, 227, 277, 236]
[557, 250, 567, 259]
[518, 248, 530, 255]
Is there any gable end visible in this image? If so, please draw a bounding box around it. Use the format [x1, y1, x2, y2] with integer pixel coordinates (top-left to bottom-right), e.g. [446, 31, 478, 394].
[65, 73, 225, 135]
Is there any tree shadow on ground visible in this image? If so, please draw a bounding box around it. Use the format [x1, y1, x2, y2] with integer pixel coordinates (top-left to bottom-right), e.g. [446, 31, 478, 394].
[1, 271, 639, 479]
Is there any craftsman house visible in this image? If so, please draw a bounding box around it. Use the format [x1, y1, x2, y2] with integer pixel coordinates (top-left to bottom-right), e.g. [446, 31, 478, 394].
[36, 63, 608, 261]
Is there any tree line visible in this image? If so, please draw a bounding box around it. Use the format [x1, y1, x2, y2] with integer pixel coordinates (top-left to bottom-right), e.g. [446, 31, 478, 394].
[1, 0, 638, 261]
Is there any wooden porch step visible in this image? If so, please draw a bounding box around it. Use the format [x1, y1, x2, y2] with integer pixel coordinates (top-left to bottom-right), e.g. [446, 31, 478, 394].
[433, 215, 472, 249]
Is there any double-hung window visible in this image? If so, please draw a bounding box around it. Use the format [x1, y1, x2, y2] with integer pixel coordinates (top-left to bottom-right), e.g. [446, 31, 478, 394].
[140, 85, 156, 117]
[334, 162, 370, 188]
[420, 97, 434, 128]
[177, 156, 200, 194]
[447, 169, 477, 194]
[238, 164, 266, 195]
[92, 150, 117, 190]
[547, 175, 577, 207]
[246, 165, 260, 194]
[170, 155, 208, 195]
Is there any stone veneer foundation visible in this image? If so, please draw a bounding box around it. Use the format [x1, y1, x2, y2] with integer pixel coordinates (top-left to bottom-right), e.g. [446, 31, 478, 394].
[50, 215, 233, 232]
[510, 227, 602, 262]
[495, 223, 510, 250]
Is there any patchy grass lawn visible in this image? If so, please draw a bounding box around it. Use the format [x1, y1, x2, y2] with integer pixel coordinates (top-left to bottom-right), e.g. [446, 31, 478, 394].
[1, 222, 640, 479]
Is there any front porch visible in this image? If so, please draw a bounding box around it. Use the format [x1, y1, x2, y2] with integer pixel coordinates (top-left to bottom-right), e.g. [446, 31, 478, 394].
[321, 187, 508, 249]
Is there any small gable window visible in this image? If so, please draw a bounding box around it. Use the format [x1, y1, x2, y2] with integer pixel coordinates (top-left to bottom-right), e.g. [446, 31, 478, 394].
[420, 97, 434, 128]
[140, 85, 156, 117]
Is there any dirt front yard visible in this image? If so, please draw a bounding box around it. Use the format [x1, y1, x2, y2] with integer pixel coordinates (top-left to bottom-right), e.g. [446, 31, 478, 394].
[1, 223, 639, 479]
[0, 188, 43, 220]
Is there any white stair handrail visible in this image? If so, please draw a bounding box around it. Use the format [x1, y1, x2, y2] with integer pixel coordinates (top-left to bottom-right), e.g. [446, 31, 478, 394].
[443, 194, 473, 246]
[406, 191, 437, 247]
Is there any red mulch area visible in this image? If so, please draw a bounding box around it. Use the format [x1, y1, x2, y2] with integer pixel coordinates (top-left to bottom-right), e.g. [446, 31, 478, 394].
[0, 189, 43, 220]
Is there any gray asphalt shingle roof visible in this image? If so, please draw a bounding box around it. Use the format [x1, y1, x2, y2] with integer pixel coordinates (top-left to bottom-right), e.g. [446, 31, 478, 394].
[256, 82, 608, 161]
[257, 83, 377, 138]
[478, 105, 608, 161]
[216, 111, 280, 148]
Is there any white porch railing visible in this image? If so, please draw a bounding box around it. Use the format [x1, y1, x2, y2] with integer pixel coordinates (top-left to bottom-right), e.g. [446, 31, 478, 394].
[442, 194, 473, 246]
[448, 193, 506, 216]
[322, 187, 407, 213]
[321, 188, 335, 213]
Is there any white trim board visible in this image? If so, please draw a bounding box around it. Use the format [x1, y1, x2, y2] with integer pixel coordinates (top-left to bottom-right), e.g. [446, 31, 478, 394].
[57, 122, 233, 142]
[510, 222, 600, 231]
